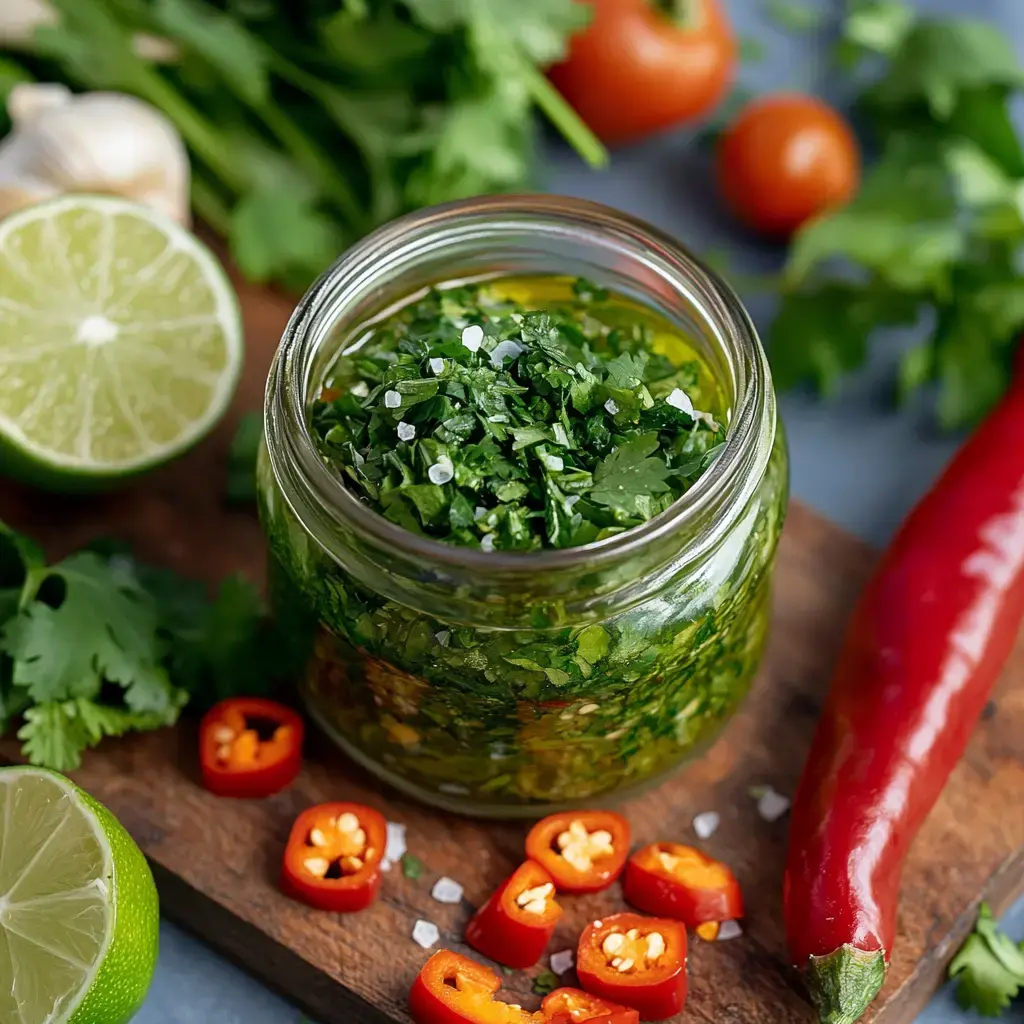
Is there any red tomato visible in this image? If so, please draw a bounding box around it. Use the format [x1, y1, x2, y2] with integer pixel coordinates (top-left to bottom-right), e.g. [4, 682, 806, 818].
[549, 0, 737, 145]
[716, 92, 860, 237]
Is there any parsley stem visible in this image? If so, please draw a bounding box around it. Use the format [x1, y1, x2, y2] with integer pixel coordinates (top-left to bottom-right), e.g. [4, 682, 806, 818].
[519, 60, 608, 169]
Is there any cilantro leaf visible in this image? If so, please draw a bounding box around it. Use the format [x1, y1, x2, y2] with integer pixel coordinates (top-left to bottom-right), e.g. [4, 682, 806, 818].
[401, 853, 425, 880]
[1, 553, 173, 706]
[949, 904, 1024, 1017]
[590, 434, 673, 516]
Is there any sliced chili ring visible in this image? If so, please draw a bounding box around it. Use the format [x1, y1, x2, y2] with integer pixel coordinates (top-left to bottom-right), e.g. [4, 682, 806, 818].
[409, 950, 540, 1024]
[466, 860, 562, 969]
[525, 811, 630, 894]
[199, 697, 304, 798]
[542, 987, 640, 1024]
[576, 912, 687, 1022]
[623, 842, 743, 927]
[280, 801, 386, 913]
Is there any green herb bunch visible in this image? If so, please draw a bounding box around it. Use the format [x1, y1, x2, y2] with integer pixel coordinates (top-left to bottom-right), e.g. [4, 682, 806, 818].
[0, 521, 295, 771]
[949, 903, 1024, 1017]
[311, 280, 726, 551]
[0, 0, 604, 291]
[769, 0, 1024, 429]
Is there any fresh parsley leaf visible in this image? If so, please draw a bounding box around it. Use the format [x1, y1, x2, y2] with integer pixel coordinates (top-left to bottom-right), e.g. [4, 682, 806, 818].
[532, 969, 559, 996]
[227, 411, 264, 504]
[401, 853, 425, 879]
[840, 0, 915, 58]
[590, 434, 673, 516]
[949, 904, 1024, 1017]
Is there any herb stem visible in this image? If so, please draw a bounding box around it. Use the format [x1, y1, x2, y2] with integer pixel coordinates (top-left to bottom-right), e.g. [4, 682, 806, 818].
[519, 59, 608, 169]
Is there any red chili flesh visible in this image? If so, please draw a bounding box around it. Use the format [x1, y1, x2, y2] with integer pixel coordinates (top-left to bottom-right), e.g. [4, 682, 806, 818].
[785, 357, 1024, 981]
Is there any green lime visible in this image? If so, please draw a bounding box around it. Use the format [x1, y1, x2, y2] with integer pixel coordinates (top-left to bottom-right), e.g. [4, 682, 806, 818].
[0, 766, 159, 1024]
[0, 195, 243, 490]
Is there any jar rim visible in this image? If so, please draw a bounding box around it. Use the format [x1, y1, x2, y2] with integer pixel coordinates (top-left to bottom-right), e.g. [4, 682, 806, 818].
[265, 194, 773, 578]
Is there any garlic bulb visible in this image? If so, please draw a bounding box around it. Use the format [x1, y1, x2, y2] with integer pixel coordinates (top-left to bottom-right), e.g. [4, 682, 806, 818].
[0, 84, 191, 225]
[0, 0, 57, 48]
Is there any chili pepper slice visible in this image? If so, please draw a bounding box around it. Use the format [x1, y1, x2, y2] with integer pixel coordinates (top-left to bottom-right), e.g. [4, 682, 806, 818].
[542, 988, 639, 1024]
[199, 697, 304, 798]
[576, 913, 687, 1021]
[784, 352, 1024, 1023]
[466, 861, 563, 968]
[280, 801, 386, 913]
[525, 811, 630, 894]
[409, 950, 543, 1024]
[623, 842, 743, 928]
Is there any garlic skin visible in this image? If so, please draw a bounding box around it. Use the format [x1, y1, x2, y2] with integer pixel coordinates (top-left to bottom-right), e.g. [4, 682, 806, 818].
[0, 84, 191, 225]
[0, 0, 57, 48]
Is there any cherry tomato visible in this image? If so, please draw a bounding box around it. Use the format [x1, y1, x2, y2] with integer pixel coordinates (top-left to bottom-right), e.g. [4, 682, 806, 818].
[549, 0, 736, 146]
[716, 93, 860, 237]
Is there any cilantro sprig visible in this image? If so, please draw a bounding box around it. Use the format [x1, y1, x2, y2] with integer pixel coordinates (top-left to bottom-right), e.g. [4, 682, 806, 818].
[0, 521, 297, 771]
[310, 281, 726, 551]
[949, 903, 1024, 1017]
[768, 0, 1024, 430]
[8, 0, 605, 291]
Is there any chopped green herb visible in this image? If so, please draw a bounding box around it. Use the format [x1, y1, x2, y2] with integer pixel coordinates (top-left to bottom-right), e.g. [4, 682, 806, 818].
[501, 966, 516, 976]
[532, 969, 559, 995]
[949, 903, 1024, 1017]
[401, 853, 425, 880]
[311, 279, 727, 551]
[226, 411, 264, 504]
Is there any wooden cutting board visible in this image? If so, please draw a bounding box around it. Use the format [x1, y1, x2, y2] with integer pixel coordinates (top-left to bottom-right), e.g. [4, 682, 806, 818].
[1, 272, 1022, 1024]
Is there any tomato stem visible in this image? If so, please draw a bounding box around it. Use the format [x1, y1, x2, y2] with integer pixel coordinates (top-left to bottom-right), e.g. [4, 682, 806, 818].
[804, 945, 887, 1024]
[654, 0, 705, 29]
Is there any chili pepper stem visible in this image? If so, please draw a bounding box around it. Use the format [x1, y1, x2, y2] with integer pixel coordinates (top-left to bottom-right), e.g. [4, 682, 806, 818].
[805, 945, 887, 1024]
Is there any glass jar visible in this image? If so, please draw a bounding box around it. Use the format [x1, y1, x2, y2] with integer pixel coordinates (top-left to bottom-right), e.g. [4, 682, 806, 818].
[259, 195, 788, 818]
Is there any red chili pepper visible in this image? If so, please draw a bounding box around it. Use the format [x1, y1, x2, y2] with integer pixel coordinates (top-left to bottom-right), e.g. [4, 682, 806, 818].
[623, 842, 743, 927]
[199, 697, 303, 798]
[525, 811, 630, 894]
[409, 951, 542, 1024]
[280, 802, 386, 913]
[576, 913, 687, 1021]
[465, 861, 563, 968]
[784, 356, 1024, 1023]
[542, 988, 639, 1024]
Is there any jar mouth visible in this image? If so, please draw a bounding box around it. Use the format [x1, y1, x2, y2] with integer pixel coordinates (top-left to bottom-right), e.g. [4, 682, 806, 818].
[266, 195, 773, 578]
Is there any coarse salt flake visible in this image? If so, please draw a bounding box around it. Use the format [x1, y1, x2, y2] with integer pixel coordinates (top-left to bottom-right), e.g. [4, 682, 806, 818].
[435, 630, 450, 647]
[432, 877, 464, 904]
[666, 388, 694, 415]
[381, 821, 407, 871]
[428, 461, 454, 485]
[604, 399, 619, 415]
[565, 495, 580, 509]
[412, 920, 440, 949]
[757, 787, 791, 823]
[397, 421, 416, 442]
[717, 920, 743, 941]
[461, 325, 484, 352]
[490, 340, 523, 367]
[549, 950, 575, 975]
[350, 381, 369, 397]
[541, 454, 564, 472]
[480, 534, 495, 553]
[693, 811, 721, 840]
[474, 506, 488, 520]
[384, 389, 402, 409]
[429, 357, 445, 374]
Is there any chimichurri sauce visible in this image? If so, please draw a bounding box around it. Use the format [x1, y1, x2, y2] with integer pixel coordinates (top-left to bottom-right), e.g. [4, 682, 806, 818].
[259, 276, 787, 811]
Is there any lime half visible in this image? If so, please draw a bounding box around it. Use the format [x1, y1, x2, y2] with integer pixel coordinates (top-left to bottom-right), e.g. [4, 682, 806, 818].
[0, 195, 243, 489]
[0, 766, 159, 1024]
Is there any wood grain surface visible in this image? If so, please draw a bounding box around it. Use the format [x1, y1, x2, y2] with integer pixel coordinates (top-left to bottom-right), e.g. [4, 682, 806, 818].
[1, 273, 1021, 1024]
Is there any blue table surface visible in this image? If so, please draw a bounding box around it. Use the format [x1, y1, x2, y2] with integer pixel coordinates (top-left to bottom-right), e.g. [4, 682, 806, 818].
[137, 1, 1024, 1020]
